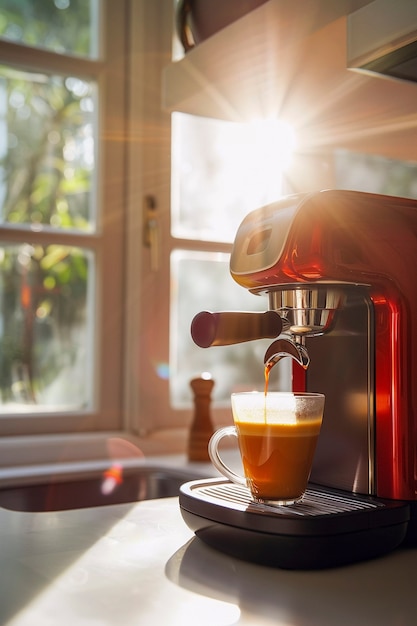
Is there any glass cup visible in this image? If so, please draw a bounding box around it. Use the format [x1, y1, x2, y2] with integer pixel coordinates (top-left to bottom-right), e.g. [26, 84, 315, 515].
[208, 391, 325, 505]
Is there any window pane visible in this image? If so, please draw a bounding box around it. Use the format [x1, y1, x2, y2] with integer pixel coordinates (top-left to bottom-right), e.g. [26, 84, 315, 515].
[170, 250, 290, 408]
[0, 66, 96, 230]
[0, 242, 94, 412]
[335, 149, 417, 198]
[171, 113, 294, 243]
[0, 0, 99, 58]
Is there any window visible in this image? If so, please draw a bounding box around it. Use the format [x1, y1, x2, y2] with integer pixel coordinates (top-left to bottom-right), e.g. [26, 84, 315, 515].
[2, 1, 416, 462]
[169, 114, 295, 411]
[0, 0, 127, 437]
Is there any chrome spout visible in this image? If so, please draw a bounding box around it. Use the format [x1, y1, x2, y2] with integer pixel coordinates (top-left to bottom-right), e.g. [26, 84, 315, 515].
[264, 336, 310, 370]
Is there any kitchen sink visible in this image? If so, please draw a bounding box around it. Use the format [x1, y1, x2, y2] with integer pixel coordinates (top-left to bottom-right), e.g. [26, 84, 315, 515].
[0, 465, 202, 512]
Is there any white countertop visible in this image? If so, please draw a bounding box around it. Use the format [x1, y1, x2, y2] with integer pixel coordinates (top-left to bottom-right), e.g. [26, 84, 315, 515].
[1, 496, 416, 626]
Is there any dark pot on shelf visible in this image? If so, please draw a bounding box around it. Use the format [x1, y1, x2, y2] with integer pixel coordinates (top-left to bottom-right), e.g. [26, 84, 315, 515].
[177, 0, 269, 52]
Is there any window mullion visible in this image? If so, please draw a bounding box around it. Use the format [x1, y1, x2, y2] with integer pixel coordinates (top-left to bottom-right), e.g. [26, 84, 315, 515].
[0, 39, 103, 78]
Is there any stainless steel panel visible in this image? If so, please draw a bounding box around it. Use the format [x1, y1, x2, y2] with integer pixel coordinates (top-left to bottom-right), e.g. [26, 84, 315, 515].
[308, 289, 374, 495]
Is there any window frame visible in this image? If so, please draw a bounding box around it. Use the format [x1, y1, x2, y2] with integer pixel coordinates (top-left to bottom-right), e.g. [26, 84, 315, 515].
[0, 0, 249, 467]
[0, 0, 127, 437]
[125, 0, 249, 437]
[124, 0, 177, 437]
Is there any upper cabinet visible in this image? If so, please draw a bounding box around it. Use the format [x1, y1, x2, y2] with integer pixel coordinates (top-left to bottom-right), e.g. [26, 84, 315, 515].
[162, 0, 417, 162]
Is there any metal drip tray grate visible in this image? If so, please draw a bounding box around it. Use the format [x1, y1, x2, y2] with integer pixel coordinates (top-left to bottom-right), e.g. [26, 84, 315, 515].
[179, 478, 410, 568]
[195, 481, 384, 517]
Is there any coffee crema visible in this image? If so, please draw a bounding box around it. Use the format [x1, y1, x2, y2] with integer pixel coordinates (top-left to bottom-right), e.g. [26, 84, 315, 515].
[236, 419, 322, 501]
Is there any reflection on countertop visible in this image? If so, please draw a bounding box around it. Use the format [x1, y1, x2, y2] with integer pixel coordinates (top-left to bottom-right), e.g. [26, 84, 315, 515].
[166, 535, 417, 626]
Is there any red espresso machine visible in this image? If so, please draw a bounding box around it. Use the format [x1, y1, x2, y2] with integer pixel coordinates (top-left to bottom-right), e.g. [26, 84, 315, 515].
[180, 189, 417, 568]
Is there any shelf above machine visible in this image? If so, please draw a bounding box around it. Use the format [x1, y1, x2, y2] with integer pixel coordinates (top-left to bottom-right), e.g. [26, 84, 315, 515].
[162, 0, 417, 161]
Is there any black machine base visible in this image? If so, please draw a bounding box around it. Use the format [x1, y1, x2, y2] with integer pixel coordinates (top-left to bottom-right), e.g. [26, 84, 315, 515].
[179, 478, 410, 570]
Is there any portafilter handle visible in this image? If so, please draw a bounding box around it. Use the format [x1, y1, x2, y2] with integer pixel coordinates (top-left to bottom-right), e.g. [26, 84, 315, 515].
[191, 310, 283, 348]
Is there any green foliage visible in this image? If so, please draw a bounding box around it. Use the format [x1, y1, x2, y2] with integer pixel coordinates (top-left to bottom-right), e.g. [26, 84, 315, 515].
[0, 0, 94, 57]
[0, 0, 96, 399]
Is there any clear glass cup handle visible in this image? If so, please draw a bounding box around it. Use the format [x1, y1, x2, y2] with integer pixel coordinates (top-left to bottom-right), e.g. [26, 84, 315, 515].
[208, 426, 246, 486]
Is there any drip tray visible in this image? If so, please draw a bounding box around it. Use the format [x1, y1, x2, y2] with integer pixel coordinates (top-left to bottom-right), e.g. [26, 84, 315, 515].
[179, 478, 410, 569]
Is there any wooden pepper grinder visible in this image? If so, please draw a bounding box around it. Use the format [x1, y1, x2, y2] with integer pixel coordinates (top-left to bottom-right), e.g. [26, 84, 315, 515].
[188, 374, 215, 461]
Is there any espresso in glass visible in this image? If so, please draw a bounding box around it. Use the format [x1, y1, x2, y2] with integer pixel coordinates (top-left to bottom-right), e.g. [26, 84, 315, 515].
[209, 391, 325, 505]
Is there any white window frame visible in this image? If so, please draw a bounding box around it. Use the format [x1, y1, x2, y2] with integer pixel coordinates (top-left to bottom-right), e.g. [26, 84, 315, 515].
[0, 0, 130, 471]
[125, 0, 242, 440]
[125, 0, 184, 438]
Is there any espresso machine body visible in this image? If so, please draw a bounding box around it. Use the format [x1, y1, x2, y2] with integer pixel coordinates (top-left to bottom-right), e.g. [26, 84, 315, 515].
[230, 189, 417, 503]
[180, 190, 416, 568]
